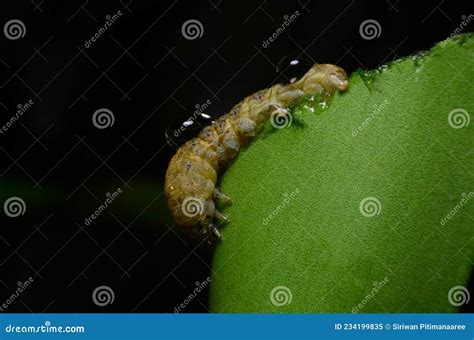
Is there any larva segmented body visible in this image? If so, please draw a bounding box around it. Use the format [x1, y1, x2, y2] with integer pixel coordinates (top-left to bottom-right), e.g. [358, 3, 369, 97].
[165, 63, 348, 242]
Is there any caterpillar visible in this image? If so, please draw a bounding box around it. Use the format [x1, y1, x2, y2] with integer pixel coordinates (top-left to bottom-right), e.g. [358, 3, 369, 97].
[165, 63, 348, 242]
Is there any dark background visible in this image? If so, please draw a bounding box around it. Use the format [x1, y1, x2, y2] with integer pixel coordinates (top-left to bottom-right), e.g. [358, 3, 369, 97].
[0, 0, 472, 312]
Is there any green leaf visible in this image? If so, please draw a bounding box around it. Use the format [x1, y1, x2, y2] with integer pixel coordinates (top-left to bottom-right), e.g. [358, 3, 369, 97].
[210, 34, 474, 313]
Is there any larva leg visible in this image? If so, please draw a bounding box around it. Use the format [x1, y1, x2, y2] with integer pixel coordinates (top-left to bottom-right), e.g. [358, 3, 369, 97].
[213, 187, 232, 204]
[328, 73, 349, 91]
[214, 210, 230, 223]
[213, 227, 223, 240]
[207, 223, 223, 243]
[236, 117, 256, 137]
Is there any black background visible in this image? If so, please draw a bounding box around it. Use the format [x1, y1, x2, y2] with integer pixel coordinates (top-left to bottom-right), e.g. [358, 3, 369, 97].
[0, 0, 472, 312]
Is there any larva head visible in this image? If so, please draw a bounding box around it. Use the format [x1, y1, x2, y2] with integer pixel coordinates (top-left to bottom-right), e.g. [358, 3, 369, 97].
[298, 64, 349, 94]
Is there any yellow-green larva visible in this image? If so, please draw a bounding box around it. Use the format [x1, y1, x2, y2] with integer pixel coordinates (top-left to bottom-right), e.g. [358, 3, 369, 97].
[165, 63, 349, 242]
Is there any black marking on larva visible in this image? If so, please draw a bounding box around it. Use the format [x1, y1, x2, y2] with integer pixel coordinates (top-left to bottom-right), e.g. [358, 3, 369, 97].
[251, 91, 264, 102]
[165, 63, 349, 243]
[214, 117, 227, 132]
[228, 104, 242, 121]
